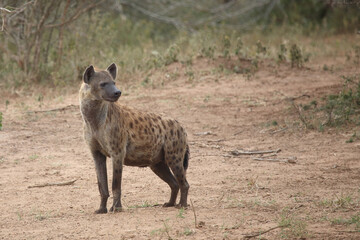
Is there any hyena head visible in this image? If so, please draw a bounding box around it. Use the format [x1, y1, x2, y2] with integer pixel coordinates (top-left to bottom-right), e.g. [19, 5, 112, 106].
[83, 63, 121, 102]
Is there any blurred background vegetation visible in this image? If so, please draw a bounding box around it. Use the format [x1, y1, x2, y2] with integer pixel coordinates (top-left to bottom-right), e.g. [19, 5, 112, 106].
[0, 0, 359, 89]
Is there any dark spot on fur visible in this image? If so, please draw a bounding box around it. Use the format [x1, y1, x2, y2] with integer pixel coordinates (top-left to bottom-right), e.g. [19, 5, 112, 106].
[151, 127, 155, 133]
[176, 166, 180, 171]
[131, 133, 136, 138]
[130, 122, 133, 129]
[135, 119, 139, 124]
[139, 117, 143, 122]
[170, 129, 174, 136]
[168, 120, 174, 127]
[159, 128, 162, 134]
[144, 128, 148, 134]
[177, 129, 180, 137]
[165, 135, 167, 140]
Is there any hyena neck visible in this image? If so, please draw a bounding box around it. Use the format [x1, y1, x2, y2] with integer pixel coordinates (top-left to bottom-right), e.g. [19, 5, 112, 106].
[80, 99, 109, 131]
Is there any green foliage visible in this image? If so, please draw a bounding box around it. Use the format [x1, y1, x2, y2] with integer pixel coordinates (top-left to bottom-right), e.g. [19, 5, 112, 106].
[164, 44, 180, 65]
[301, 74, 360, 130]
[0, 1, 357, 90]
[222, 35, 231, 58]
[290, 44, 304, 68]
[177, 207, 185, 218]
[353, 46, 360, 65]
[200, 45, 216, 59]
[278, 43, 287, 62]
[331, 212, 360, 230]
[279, 211, 309, 239]
[183, 228, 194, 236]
[256, 40, 267, 56]
[234, 37, 243, 59]
[321, 75, 360, 126]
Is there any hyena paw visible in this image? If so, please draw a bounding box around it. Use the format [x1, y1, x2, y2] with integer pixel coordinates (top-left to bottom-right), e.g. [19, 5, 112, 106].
[175, 203, 188, 209]
[109, 206, 123, 212]
[162, 202, 175, 207]
[94, 207, 107, 214]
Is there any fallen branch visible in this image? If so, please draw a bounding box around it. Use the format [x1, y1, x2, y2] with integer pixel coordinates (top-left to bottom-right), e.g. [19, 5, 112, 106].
[206, 139, 226, 143]
[230, 148, 281, 156]
[243, 224, 289, 239]
[270, 127, 288, 135]
[253, 156, 297, 164]
[286, 94, 311, 101]
[26, 104, 78, 114]
[28, 179, 77, 188]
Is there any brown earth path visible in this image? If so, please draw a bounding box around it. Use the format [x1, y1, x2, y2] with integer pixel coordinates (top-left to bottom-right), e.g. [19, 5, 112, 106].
[0, 58, 359, 239]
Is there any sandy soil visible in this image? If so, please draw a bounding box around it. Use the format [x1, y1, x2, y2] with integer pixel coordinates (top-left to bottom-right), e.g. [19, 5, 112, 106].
[0, 57, 359, 239]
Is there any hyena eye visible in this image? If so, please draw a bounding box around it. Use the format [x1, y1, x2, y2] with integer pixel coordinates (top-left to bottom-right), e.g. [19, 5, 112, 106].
[100, 82, 107, 88]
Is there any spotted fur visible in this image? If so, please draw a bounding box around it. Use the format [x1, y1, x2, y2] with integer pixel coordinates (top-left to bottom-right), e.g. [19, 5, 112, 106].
[80, 63, 190, 214]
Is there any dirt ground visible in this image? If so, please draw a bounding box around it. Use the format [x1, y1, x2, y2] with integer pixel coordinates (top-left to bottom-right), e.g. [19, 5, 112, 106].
[1, 56, 360, 240]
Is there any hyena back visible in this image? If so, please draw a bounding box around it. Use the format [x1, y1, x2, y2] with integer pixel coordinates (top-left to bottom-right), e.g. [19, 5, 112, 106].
[79, 63, 190, 214]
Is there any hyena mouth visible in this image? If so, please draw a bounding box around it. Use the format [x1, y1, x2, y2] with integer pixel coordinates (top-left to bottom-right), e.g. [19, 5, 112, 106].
[103, 95, 120, 102]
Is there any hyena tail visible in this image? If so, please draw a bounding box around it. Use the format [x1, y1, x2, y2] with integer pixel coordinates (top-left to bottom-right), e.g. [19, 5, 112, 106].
[183, 144, 190, 171]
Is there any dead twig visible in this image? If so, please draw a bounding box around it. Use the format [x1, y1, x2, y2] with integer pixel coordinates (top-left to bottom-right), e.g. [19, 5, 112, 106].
[230, 148, 281, 156]
[26, 104, 78, 113]
[270, 127, 288, 135]
[206, 139, 226, 143]
[28, 179, 77, 188]
[291, 101, 310, 129]
[190, 198, 199, 228]
[253, 156, 297, 164]
[233, 130, 243, 136]
[0, 7, 12, 31]
[194, 131, 214, 136]
[45, 0, 105, 28]
[216, 192, 226, 207]
[243, 224, 289, 239]
[286, 94, 310, 101]
[336, 230, 360, 233]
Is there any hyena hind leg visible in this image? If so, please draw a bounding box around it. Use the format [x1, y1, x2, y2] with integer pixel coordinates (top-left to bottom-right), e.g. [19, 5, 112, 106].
[151, 161, 179, 207]
[167, 156, 189, 208]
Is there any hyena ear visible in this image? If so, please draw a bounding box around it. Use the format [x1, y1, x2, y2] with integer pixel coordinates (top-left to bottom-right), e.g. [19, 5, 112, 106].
[83, 65, 95, 84]
[107, 63, 117, 80]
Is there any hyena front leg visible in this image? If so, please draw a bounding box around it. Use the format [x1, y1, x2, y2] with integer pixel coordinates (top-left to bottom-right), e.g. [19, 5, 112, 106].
[109, 150, 126, 212]
[92, 150, 109, 214]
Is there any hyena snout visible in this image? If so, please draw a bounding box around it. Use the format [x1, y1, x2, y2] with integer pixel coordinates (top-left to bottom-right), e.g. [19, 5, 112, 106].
[103, 84, 121, 102]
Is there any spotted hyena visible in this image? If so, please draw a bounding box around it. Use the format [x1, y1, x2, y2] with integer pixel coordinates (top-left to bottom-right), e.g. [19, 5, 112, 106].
[79, 63, 190, 214]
